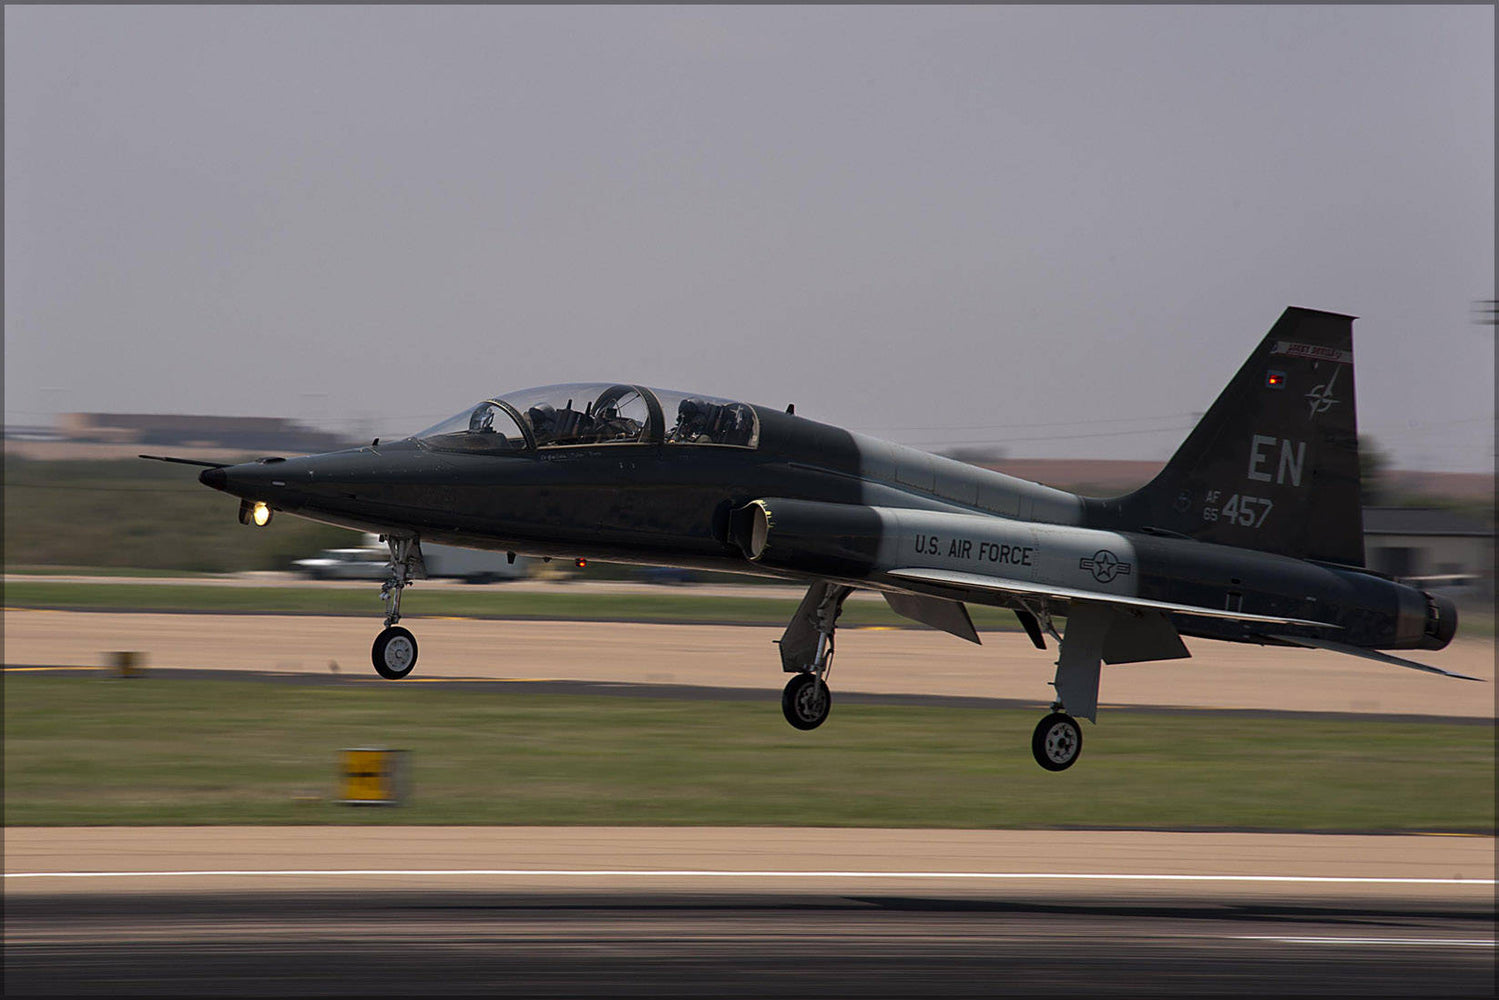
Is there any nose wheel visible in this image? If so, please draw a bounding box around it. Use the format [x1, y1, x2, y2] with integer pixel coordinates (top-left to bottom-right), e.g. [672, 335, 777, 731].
[1032, 711, 1082, 771]
[372, 626, 418, 679]
[782, 673, 832, 730]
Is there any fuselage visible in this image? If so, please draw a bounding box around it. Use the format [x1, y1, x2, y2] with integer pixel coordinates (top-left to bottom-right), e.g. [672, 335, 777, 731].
[203, 400, 1079, 568]
[201, 389, 1455, 655]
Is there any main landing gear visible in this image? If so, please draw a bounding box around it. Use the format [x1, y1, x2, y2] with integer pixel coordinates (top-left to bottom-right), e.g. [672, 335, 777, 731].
[770, 582, 1089, 774]
[1022, 602, 1188, 771]
[372, 535, 426, 679]
[778, 582, 851, 731]
[766, 583, 1190, 772]
[1020, 600, 1084, 771]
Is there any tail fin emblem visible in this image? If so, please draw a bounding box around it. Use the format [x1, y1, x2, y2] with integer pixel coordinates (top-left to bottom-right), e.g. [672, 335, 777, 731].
[1305, 366, 1342, 418]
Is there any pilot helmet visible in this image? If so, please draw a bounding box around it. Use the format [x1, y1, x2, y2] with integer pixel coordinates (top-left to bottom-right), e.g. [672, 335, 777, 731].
[527, 403, 557, 432]
[469, 404, 496, 433]
[677, 398, 709, 435]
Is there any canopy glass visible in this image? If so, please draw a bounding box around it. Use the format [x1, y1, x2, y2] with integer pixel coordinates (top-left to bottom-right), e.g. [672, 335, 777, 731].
[415, 384, 758, 453]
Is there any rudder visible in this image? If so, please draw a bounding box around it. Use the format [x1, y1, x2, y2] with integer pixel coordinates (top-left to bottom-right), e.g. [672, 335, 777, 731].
[1086, 307, 1364, 565]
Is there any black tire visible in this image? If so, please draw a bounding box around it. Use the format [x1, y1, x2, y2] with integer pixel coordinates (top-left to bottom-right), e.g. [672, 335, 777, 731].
[372, 626, 418, 679]
[1031, 712, 1082, 771]
[781, 673, 831, 731]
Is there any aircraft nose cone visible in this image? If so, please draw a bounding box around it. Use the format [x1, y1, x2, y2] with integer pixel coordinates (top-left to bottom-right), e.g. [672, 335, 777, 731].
[199, 467, 227, 490]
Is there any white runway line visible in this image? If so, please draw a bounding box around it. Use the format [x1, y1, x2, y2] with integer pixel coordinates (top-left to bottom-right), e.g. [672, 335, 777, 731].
[5, 869, 1495, 885]
[1236, 936, 1496, 948]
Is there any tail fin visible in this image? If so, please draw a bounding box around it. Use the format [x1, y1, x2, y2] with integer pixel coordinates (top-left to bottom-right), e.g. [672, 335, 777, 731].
[1088, 307, 1364, 565]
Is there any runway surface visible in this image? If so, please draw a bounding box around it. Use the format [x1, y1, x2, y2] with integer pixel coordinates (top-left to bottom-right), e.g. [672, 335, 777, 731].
[7, 887, 1494, 997]
[6, 827, 1494, 996]
[8, 599, 1493, 994]
[5, 608, 1493, 717]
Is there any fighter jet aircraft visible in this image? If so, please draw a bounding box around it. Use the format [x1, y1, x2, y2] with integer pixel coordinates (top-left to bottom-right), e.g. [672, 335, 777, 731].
[145, 307, 1470, 770]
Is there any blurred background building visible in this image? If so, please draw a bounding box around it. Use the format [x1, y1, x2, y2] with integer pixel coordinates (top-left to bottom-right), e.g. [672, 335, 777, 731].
[1363, 507, 1494, 596]
[53, 412, 355, 453]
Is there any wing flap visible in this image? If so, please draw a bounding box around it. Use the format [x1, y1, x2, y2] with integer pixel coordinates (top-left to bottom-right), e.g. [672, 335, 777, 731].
[881, 592, 981, 644]
[885, 567, 1339, 629]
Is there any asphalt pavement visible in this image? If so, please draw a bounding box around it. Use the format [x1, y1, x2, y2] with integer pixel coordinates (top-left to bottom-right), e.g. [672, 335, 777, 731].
[8, 826, 1493, 997]
[6, 887, 1493, 997]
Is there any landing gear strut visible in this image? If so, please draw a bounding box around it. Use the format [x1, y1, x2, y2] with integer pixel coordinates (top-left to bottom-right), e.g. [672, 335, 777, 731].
[778, 582, 851, 731]
[372, 534, 425, 679]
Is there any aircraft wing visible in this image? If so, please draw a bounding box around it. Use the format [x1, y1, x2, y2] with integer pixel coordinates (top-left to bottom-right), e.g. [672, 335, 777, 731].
[884, 567, 1340, 629]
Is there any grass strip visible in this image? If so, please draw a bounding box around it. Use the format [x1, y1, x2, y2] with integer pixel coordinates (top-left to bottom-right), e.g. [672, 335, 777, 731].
[4, 566, 226, 578]
[4, 672, 1492, 831]
[0, 580, 1022, 630]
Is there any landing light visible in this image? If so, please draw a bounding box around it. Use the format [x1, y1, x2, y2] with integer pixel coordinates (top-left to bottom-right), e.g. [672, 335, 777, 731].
[574, 558, 587, 568]
[252, 502, 273, 527]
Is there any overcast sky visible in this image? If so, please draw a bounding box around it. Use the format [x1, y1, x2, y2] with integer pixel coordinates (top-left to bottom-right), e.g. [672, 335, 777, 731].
[6, 5, 1493, 471]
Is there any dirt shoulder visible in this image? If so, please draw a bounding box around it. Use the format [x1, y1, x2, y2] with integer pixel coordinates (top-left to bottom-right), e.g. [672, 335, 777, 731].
[6, 609, 1492, 717]
[6, 826, 1492, 901]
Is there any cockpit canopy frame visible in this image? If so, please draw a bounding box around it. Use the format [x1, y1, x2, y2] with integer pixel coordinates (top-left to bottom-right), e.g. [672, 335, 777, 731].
[414, 383, 759, 456]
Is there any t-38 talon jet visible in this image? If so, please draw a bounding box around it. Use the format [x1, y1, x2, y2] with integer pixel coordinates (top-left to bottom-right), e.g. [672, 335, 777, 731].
[146, 307, 1471, 770]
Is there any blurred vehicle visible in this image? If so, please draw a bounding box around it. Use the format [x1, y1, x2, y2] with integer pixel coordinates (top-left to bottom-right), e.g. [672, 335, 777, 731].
[295, 535, 530, 583]
[420, 542, 531, 583]
[294, 547, 390, 580]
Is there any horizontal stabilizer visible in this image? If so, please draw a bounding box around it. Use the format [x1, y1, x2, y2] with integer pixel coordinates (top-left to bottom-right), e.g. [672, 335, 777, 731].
[1267, 635, 1484, 681]
[886, 567, 1340, 629]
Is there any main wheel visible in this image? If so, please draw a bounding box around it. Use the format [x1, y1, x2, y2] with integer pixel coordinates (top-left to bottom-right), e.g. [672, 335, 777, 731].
[782, 673, 832, 731]
[1031, 712, 1082, 771]
[372, 626, 418, 679]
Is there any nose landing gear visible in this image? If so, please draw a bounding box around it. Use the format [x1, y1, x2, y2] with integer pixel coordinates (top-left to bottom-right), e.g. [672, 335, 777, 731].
[782, 672, 832, 730]
[372, 534, 426, 679]
[373, 625, 418, 679]
[1031, 710, 1082, 771]
[777, 582, 851, 731]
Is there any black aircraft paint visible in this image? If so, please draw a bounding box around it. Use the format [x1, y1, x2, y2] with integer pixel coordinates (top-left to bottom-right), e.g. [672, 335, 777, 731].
[159, 308, 1470, 771]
